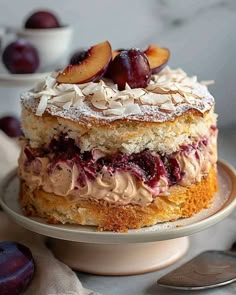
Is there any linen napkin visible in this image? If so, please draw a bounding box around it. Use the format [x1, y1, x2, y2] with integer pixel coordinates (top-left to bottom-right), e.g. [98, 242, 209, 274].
[0, 131, 100, 295]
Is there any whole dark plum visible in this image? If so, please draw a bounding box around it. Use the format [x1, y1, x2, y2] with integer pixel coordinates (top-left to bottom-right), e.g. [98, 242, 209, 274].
[0, 241, 35, 295]
[109, 48, 151, 90]
[2, 39, 39, 74]
[0, 116, 22, 137]
[25, 10, 60, 29]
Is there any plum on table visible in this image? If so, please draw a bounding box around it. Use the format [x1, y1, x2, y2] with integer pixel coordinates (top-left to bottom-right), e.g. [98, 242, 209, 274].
[0, 241, 35, 295]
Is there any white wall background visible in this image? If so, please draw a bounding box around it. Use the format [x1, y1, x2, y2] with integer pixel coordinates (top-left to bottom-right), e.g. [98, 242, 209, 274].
[0, 0, 236, 126]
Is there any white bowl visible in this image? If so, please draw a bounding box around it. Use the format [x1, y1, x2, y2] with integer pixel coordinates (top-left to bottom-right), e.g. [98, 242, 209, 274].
[16, 25, 73, 70]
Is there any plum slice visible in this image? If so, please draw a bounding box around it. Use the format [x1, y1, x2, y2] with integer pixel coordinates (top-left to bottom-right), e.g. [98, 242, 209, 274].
[144, 45, 170, 74]
[57, 41, 112, 84]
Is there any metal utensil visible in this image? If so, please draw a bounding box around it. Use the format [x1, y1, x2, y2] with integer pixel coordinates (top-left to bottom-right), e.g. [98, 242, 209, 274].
[158, 241, 236, 290]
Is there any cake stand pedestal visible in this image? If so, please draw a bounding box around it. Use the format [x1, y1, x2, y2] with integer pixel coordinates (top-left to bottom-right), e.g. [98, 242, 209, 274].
[1, 161, 235, 275]
[48, 237, 189, 275]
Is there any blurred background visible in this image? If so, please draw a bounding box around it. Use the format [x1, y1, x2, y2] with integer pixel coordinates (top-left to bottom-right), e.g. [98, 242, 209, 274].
[0, 0, 236, 127]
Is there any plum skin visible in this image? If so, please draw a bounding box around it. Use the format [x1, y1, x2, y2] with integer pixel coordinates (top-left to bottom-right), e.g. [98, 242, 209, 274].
[109, 49, 151, 90]
[0, 241, 35, 295]
[25, 10, 60, 29]
[70, 50, 89, 65]
[2, 39, 39, 74]
[0, 116, 22, 137]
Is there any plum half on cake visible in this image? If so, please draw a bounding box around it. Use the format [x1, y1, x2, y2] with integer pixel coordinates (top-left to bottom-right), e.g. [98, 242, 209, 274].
[18, 41, 217, 232]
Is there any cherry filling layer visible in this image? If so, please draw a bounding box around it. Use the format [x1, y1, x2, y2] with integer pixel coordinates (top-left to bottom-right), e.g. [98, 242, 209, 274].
[21, 128, 217, 200]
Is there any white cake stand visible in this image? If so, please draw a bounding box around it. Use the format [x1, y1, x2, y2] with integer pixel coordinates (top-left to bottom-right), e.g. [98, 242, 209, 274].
[0, 161, 235, 275]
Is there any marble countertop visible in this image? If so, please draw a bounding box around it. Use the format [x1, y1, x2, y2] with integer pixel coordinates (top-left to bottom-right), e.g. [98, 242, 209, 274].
[77, 125, 236, 295]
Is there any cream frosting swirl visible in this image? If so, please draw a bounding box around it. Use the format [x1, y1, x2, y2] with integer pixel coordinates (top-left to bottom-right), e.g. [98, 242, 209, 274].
[19, 154, 167, 206]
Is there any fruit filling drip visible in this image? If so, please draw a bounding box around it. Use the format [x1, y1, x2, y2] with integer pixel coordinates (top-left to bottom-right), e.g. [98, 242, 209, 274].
[19, 127, 217, 206]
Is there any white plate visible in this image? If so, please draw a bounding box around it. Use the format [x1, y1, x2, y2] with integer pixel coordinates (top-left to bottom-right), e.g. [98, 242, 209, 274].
[0, 161, 235, 244]
[0, 71, 50, 86]
[0, 62, 51, 86]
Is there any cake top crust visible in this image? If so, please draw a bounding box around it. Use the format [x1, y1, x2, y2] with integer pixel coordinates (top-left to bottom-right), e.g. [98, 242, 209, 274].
[21, 67, 214, 124]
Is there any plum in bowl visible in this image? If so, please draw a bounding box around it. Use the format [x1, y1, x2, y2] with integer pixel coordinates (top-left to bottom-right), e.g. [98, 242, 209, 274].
[16, 10, 73, 70]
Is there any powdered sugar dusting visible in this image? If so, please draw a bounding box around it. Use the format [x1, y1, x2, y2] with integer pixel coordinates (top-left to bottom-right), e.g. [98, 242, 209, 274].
[21, 67, 215, 123]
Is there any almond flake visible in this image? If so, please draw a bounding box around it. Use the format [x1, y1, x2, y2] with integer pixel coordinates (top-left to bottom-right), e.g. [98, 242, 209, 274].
[140, 93, 170, 105]
[45, 76, 56, 88]
[125, 83, 131, 90]
[122, 98, 135, 106]
[82, 83, 97, 95]
[176, 85, 192, 94]
[160, 102, 176, 112]
[103, 108, 125, 116]
[108, 101, 123, 108]
[56, 83, 74, 92]
[104, 87, 117, 98]
[91, 99, 108, 110]
[201, 80, 215, 86]
[124, 103, 141, 114]
[73, 85, 84, 96]
[122, 88, 146, 99]
[63, 101, 72, 110]
[73, 97, 83, 107]
[36, 95, 49, 116]
[171, 93, 183, 104]
[52, 92, 74, 103]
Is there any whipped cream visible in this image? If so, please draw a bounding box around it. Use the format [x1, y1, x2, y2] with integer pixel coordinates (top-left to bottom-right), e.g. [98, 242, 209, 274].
[177, 130, 217, 186]
[18, 152, 167, 206]
[21, 67, 215, 123]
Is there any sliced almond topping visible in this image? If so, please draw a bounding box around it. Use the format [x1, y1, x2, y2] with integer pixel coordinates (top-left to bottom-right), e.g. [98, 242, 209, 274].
[108, 100, 123, 108]
[91, 98, 108, 110]
[45, 76, 57, 88]
[103, 108, 125, 116]
[171, 93, 183, 104]
[82, 83, 97, 95]
[63, 101, 72, 110]
[122, 98, 135, 106]
[201, 80, 215, 86]
[73, 85, 84, 97]
[36, 95, 49, 116]
[52, 92, 74, 103]
[140, 93, 170, 105]
[124, 103, 141, 114]
[125, 83, 131, 90]
[160, 102, 176, 112]
[121, 88, 146, 99]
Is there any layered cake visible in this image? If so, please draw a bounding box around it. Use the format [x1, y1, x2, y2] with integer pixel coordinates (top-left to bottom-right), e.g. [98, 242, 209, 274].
[18, 41, 217, 232]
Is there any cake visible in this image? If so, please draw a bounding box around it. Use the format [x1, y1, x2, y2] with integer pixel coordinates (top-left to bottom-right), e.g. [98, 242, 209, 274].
[18, 41, 218, 232]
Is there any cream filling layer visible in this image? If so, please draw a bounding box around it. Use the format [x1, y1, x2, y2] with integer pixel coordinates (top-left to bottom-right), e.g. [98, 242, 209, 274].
[18, 135, 217, 206]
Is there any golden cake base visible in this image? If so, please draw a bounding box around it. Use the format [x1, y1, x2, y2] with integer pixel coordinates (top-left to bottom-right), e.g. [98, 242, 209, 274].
[20, 167, 217, 232]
